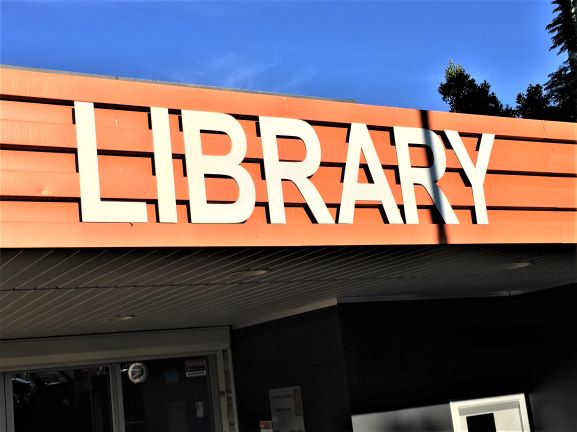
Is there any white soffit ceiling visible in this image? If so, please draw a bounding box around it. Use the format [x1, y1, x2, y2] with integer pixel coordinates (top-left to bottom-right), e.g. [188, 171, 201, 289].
[0, 245, 575, 339]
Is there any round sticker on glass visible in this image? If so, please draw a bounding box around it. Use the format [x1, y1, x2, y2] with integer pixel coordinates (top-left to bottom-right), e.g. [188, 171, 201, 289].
[128, 362, 148, 384]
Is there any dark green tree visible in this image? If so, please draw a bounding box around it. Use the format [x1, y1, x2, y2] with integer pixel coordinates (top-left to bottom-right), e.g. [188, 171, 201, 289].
[546, 0, 577, 62]
[515, 84, 559, 120]
[543, 0, 577, 121]
[438, 61, 514, 117]
[516, 0, 576, 121]
[440, 0, 576, 122]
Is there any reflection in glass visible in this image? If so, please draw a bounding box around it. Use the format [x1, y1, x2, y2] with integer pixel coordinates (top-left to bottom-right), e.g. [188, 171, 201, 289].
[12, 367, 112, 432]
[121, 357, 214, 432]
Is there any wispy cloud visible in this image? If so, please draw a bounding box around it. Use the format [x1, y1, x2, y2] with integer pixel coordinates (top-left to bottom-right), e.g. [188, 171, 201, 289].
[158, 51, 320, 97]
[162, 52, 278, 91]
[270, 67, 318, 94]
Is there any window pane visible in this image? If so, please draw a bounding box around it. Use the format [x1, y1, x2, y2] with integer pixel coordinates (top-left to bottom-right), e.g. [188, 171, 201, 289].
[467, 413, 497, 432]
[12, 366, 112, 432]
[121, 357, 214, 432]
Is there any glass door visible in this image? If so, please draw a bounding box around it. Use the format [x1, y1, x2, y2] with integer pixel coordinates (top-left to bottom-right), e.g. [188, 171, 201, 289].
[10, 366, 113, 432]
[4, 355, 222, 432]
[120, 357, 215, 432]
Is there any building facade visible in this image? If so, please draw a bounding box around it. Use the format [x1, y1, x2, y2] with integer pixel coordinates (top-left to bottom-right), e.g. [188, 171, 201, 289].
[0, 66, 576, 431]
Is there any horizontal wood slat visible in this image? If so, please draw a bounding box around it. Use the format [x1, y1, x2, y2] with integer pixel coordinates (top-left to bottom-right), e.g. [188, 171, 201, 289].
[2, 201, 576, 227]
[0, 100, 73, 124]
[2, 154, 576, 208]
[0, 202, 575, 247]
[2, 119, 576, 175]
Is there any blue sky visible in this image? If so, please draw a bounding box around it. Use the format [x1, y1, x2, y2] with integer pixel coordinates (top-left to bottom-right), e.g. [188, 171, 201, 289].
[0, 0, 563, 111]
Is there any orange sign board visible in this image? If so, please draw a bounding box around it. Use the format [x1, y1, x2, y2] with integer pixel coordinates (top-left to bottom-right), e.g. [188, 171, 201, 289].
[1, 66, 576, 247]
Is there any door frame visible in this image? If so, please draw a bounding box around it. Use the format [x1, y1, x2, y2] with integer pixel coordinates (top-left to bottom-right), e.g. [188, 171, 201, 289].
[2, 347, 232, 432]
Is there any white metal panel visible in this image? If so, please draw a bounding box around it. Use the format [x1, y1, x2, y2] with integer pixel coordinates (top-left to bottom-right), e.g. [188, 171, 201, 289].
[0, 245, 574, 339]
[0, 327, 229, 372]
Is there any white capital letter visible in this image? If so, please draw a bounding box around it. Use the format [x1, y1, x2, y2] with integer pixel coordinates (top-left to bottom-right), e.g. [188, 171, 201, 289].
[151, 107, 177, 223]
[445, 131, 494, 224]
[339, 123, 403, 224]
[182, 110, 255, 223]
[75, 101, 148, 223]
[393, 126, 458, 224]
[259, 116, 333, 224]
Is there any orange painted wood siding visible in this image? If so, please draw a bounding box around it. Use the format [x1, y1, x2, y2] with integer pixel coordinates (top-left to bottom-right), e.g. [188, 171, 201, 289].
[1, 67, 576, 247]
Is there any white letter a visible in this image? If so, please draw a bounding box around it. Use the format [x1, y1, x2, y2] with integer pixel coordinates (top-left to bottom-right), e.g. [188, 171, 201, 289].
[339, 124, 403, 224]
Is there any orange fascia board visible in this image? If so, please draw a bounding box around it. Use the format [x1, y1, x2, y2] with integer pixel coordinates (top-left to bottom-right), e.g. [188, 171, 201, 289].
[1, 67, 576, 140]
[0, 66, 576, 247]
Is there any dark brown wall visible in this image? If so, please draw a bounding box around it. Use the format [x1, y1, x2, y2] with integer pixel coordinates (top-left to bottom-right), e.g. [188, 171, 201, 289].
[339, 284, 577, 429]
[231, 307, 352, 432]
[525, 285, 577, 431]
[340, 296, 536, 415]
[232, 284, 577, 431]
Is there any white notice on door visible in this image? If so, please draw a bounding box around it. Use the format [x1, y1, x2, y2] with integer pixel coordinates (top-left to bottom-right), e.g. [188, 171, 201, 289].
[184, 359, 207, 378]
[269, 386, 305, 432]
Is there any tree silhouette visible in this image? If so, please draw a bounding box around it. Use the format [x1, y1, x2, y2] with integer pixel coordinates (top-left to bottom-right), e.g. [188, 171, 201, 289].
[438, 62, 514, 117]
[543, 0, 577, 121]
[439, 0, 576, 122]
[516, 84, 559, 121]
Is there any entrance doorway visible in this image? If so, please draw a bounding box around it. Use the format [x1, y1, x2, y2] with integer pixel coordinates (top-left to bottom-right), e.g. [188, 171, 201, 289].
[11, 366, 113, 432]
[5, 356, 220, 432]
[121, 357, 215, 432]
